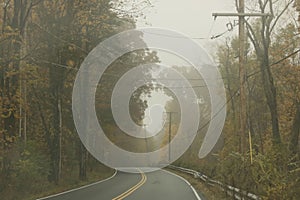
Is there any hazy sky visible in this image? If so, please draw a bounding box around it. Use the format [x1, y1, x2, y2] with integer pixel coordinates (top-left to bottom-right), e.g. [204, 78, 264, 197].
[135, 0, 240, 67]
[134, 0, 237, 133]
[137, 0, 237, 47]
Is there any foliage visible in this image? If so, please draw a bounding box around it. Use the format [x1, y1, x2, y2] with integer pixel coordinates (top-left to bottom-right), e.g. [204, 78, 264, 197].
[0, 0, 157, 199]
[176, 4, 300, 198]
[210, 20, 300, 199]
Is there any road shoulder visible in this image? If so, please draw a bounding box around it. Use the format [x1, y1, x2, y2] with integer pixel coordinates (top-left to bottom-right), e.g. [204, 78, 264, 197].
[165, 168, 224, 200]
[35, 170, 117, 200]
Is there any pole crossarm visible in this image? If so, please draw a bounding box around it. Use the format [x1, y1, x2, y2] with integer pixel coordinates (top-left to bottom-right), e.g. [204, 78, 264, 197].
[212, 13, 271, 17]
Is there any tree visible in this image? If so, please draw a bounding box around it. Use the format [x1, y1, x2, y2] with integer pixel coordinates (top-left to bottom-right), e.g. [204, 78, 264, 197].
[213, 20, 300, 199]
[0, 0, 42, 190]
[31, 0, 159, 182]
[271, 24, 300, 155]
[245, 0, 295, 144]
[295, 0, 300, 28]
[1, 0, 158, 198]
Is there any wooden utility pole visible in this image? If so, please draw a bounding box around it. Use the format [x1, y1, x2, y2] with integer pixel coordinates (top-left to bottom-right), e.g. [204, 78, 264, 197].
[238, 0, 246, 155]
[213, 1, 269, 154]
[165, 111, 177, 161]
[143, 124, 149, 153]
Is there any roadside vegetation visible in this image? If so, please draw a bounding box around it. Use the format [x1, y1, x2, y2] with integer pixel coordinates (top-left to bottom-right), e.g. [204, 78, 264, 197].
[174, 1, 300, 199]
[0, 1, 156, 199]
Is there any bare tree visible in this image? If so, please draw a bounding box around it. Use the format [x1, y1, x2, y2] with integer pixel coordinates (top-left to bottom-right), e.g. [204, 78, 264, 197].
[244, 0, 294, 144]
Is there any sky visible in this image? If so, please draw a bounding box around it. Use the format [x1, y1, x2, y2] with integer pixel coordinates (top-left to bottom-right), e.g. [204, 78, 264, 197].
[137, 0, 237, 49]
[133, 0, 237, 134]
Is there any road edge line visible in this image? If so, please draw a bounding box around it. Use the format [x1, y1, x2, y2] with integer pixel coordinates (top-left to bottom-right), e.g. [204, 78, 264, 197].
[36, 170, 118, 200]
[163, 169, 202, 200]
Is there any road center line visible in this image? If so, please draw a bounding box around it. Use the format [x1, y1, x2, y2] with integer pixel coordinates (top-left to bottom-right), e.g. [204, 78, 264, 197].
[112, 169, 147, 200]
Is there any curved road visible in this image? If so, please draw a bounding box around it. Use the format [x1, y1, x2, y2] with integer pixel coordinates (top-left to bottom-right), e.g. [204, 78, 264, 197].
[37, 169, 201, 200]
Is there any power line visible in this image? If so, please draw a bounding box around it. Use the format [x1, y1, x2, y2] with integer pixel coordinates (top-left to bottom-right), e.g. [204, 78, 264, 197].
[142, 29, 234, 40]
[141, 46, 300, 140]
[102, 83, 237, 149]
[111, 47, 300, 147]
[32, 22, 88, 54]
[142, 20, 240, 40]
[207, 17, 217, 39]
[247, 48, 300, 78]
[197, 87, 239, 133]
[31, 56, 238, 84]
[153, 75, 239, 81]
[31, 58, 78, 71]
[142, 30, 208, 40]
[162, 85, 208, 89]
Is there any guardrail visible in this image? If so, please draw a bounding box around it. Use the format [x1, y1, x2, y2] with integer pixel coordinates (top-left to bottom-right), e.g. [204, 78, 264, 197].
[168, 165, 261, 200]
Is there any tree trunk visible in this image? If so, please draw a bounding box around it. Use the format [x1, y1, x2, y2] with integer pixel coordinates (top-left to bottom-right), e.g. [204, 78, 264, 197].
[79, 142, 87, 181]
[49, 89, 62, 184]
[245, 0, 285, 145]
[0, 0, 33, 182]
[289, 103, 300, 154]
[259, 54, 281, 144]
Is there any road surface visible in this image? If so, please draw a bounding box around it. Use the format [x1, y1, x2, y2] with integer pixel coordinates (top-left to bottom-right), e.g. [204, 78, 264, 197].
[37, 169, 202, 200]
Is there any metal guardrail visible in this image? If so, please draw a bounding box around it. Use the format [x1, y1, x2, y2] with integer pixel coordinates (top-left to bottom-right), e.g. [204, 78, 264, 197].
[168, 165, 261, 200]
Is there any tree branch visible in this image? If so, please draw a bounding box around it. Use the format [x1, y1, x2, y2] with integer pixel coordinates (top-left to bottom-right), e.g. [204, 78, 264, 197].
[270, 0, 295, 33]
[245, 20, 260, 53]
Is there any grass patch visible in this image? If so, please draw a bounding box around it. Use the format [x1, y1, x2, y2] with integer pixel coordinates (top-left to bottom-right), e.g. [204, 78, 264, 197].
[23, 165, 114, 200]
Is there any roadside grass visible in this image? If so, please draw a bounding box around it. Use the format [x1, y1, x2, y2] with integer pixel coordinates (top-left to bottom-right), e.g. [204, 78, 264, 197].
[26, 165, 114, 200]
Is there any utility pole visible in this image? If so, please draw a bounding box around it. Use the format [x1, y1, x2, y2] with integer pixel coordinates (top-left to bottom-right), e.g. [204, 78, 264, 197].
[213, 1, 269, 154]
[165, 111, 177, 161]
[143, 125, 149, 152]
[142, 124, 149, 164]
[238, 0, 246, 155]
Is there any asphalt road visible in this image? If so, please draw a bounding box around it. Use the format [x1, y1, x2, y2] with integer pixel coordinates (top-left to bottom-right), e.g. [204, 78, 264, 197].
[37, 169, 201, 200]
